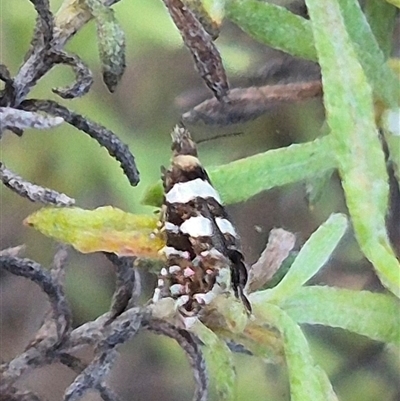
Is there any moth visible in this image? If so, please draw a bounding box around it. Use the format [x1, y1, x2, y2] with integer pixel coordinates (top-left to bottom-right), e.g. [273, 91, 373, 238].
[153, 126, 251, 315]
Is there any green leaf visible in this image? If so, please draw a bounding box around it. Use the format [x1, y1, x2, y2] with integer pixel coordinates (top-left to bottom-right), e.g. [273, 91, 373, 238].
[364, 0, 397, 58]
[24, 206, 164, 258]
[225, 0, 316, 61]
[211, 136, 336, 205]
[381, 107, 400, 187]
[85, 0, 126, 92]
[336, 0, 399, 107]
[142, 180, 164, 208]
[305, 0, 400, 297]
[252, 304, 338, 401]
[281, 286, 400, 345]
[250, 214, 348, 304]
[305, 170, 334, 207]
[190, 320, 236, 401]
[142, 135, 336, 207]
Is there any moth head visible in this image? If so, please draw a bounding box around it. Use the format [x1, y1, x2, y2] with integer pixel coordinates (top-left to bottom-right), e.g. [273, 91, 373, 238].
[171, 125, 198, 157]
[172, 154, 201, 170]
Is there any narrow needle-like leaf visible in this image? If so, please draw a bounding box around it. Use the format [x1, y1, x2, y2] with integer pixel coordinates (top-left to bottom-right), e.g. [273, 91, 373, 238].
[225, 0, 316, 61]
[143, 136, 336, 207]
[190, 319, 236, 401]
[252, 304, 339, 401]
[281, 286, 400, 345]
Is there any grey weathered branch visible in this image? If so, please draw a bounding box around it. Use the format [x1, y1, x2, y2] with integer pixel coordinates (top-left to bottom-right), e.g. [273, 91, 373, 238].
[104, 253, 141, 321]
[12, 0, 55, 105]
[0, 245, 205, 401]
[0, 162, 75, 206]
[20, 99, 140, 186]
[0, 248, 208, 401]
[58, 353, 121, 401]
[1, 0, 139, 200]
[0, 248, 206, 401]
[144, 319, 209, 401]
[0, 254, 71, 393]
[51, 51, 93, 98]
[0, 107, 64, 134]
[0, 255, 71, 342]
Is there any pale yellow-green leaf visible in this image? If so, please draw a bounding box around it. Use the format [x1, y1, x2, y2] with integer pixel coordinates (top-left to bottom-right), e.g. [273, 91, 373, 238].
[385, 0, 400, 7]
[24, 206, 164, 258]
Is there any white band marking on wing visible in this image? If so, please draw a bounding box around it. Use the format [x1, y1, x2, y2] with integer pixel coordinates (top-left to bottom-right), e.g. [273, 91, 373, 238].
[162, 246, 190, 259]
[166, 178, 221, 204]
[169, 265, 181, 274]
[180, 215, 213, 237]
[165, 222, 180, 234]
[170, 284, 184, 296]
[215, 217, 238, 237]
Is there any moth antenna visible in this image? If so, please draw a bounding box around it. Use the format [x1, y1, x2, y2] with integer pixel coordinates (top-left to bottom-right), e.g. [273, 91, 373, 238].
[197, 131, 244, 145]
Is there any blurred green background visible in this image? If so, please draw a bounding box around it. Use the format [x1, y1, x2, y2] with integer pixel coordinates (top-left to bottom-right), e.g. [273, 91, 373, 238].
[0, 1, 399, 400]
